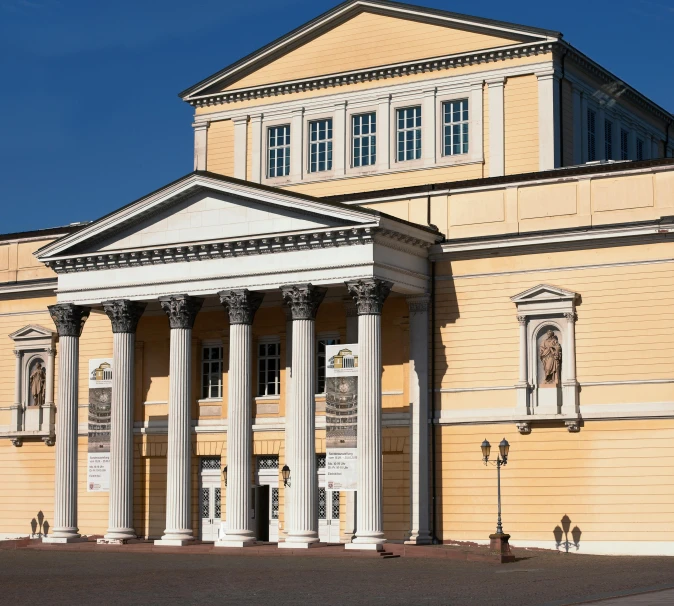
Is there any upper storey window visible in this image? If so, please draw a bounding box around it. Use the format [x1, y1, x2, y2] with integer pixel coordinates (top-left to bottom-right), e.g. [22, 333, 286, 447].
[268, 125, 291, 178]
[353, 113, 376, 167]
[397, 106, 422, 162]
[443, 99, 469, 156]
[587, 109, 597, 162]
[309, 119, 333, 173]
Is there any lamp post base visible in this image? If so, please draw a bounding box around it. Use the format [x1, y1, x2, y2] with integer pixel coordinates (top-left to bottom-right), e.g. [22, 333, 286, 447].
[489, 533, 515, 563]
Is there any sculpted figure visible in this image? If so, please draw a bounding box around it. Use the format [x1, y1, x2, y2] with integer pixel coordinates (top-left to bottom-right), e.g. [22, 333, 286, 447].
[539, 330, 562, 385]
[30, 361, 46, 406]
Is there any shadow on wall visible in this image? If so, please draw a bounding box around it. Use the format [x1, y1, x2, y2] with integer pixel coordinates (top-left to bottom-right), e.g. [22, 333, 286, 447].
[29, 510, 49, 538]
[553, 514, 582, 552]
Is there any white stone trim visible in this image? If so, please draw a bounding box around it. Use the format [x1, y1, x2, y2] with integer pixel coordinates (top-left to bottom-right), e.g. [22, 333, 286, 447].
[232, 116, 248, 180]
[536, 69, 560, 170]
[486, 76, 505, 177]
[192, 122, 209, 171]
[0, 279, 57, 296]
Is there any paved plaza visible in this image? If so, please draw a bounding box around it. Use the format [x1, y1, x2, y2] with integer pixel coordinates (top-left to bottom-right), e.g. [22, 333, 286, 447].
[1, 546, 673, 605]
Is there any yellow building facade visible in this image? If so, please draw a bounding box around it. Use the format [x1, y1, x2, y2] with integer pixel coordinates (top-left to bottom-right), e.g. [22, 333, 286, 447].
[1, 0, 673, 555]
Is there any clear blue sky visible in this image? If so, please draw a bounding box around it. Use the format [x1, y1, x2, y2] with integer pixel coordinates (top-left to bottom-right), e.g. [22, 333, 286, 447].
[1, 0, 672, 234]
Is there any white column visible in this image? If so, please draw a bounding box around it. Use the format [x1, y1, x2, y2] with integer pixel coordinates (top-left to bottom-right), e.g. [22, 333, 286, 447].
[193, 122, 209, 171]
[290, 109, 305, 182]
[345, 279, 392, 551]
[11, 350, 22, 431]
[469, 83, 484, 162]
[100, 300, 146, 544]
[280, 308, 293, 542]
[155, 295, 204, 546]
[597, 107, 606, 161]
[233, 116, 249, 180]
[572, 87, 582, 165]
[377, 94, 391, 172]
[216, 290, 264, 547]
[405, 295, 431, 545]
[44, 304, 90, 543]
[333, 101, 347, 177]
[516, 315, 529, 414]
[41, 346, 56, 435]
[250, 115, 263, 183]
[487, 77, 505, 177]
[342, 299, 358, 543]
[562, 311, 579, 415]
[422, 88, 437, 166]
[537, 70, 561, 171]
[279, 284, 326, 548]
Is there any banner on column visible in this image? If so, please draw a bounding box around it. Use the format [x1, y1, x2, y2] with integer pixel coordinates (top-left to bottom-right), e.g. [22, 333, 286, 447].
[325, 344, 358, 491]
[87, 358, 112, 492]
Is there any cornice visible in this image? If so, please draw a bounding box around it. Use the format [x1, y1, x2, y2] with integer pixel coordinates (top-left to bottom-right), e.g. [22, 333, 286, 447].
[188, 41, 554, 108]
[42, 226, 432, 274]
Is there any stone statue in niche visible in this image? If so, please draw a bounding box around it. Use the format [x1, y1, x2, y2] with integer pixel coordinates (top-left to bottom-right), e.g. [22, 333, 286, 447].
[29, 361, 46, 407]
[539, 330, 562, 386]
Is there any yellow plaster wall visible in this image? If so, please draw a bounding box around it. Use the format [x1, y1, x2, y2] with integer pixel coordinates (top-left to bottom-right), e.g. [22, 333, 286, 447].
[206, 119, 235, 177]
[0, 238, 58, 284]
[221, 11, 522, 92]
[504, 74, 539, 175]
[436, 420, 674, 545]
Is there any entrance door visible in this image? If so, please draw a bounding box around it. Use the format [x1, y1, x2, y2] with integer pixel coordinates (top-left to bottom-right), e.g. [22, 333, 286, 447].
[255, 456, 279, 543]
[199, 457, 222, 542]
[317, 455, 341, 543]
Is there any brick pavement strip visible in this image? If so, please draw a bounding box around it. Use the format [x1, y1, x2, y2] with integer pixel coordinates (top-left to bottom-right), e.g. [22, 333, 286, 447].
[0, 544, 673, 605]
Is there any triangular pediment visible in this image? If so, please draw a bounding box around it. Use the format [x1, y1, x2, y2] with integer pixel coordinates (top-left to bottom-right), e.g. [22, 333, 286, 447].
[35, 172, 387, 261]
[182, 1, 559, 100]
[511, 284, 578, 304]
[9, 325, 55, 342]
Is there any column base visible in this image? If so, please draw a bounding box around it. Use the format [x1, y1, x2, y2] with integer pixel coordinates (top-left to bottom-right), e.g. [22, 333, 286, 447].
[42, 536, 88, 544]
[97, 538, 129, 545]
[345, 542, 384, 552]
[404, 533, 432, 545]
[215, 539, 257, 548]
[278, 540, 321, 549]
[102, 528, 136, 543]
[154, 539, 194, 547]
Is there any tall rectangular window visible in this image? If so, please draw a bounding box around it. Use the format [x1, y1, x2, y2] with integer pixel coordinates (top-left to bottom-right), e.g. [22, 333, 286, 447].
[268, 125, 290, 178]
[443, 99, 469, 156]
[309, 119, 333, 173]
[397, 106, 422, 162]
[257, 341, 281, 396]
[202, 345, 223, 399]
[587, 109, 597, 161]
[620, 129, 629, 160]
[317, 337, 339, 394]
[604, 119, 613, 160]
[636, 138, 644, 161]
[352, 113, 376, 167]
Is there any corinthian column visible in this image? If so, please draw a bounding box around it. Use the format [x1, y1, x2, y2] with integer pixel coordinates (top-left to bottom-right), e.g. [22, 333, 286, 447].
[278, 283, 326, 548]
[216, 289, 264, 548]
[155, 294, 203, 546]
[344, 279, 392, 551]
[43, 303, 90, 543]
[99, 300, 146, 544]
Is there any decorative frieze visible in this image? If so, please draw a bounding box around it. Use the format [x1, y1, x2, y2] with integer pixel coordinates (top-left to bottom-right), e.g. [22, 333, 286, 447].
[281, 284, 327, 321]
[159, 295, 204, 330]
[48, 304, 91, 337]
[219, 289, 264, 325]
[102, 300, 147, 334]
[346, 279, 393, 316]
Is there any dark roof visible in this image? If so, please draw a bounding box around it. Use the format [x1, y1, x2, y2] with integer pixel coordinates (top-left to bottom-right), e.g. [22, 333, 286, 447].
[0, 224, 83, 243]
[179, 0, 559, 99]
[324, 158, 674, 204]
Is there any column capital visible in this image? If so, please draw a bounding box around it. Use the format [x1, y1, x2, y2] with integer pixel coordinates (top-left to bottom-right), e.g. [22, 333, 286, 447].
[346, 279, 393, 316]
[281, 284, 326, 320]
[159, 295, 204, 330]
[13, 349, 21, 359]
[191, 121, 210, 132]
[406, 294, 430, 313]
[563, 312, 577, 322]
[219, 289, 264, 325]
[516, 314, 527, 325]
[102, 300, 147, 334]
[48, 303, 91, 337]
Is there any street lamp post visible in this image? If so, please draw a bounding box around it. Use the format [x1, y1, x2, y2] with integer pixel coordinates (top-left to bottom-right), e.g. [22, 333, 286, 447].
[481, 438, 515, 563]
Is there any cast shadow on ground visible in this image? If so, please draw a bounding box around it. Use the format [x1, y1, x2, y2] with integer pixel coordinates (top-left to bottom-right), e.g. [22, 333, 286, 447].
[553, 514, 582, 552]
[29, 510, 49, 538]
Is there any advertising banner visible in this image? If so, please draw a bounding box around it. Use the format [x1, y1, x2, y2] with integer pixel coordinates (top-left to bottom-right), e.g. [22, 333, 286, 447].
[325, 344, 358, 491]
[87, 358, 112, 492]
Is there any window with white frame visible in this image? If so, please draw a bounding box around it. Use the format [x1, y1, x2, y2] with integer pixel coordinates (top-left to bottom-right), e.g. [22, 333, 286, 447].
[620, 129, 629, 160]
[202, 345, 223, 399]
[268, 125, 290, 178]
[587, 109, 597, 161]
[257, 340, 281, 396]
[442, 99, 469, 156]
[352, 113, 376, 167]
[636, 138, 644, 161]
[317, 336, 340, 394]
[309, 119, 333, 173]
[604, 119, 613, 160]
[397, 106, 422, 162]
